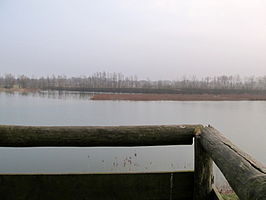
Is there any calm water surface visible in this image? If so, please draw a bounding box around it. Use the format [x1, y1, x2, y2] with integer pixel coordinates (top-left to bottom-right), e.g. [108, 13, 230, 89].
[0, 91, 265, 188]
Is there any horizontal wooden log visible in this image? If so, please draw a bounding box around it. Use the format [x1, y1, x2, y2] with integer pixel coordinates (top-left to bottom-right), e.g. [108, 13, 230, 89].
[200, 127, 266, 200]
[0, 172, 194, 200]
[0, 125, 199, 147]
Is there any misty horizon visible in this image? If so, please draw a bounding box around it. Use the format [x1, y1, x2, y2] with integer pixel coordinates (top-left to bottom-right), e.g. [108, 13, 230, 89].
[1, 0, 266, 80]
[2, 72, 266, 82]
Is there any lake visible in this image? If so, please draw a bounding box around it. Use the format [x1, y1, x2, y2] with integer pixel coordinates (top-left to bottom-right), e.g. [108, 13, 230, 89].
[0, 91, 265, 188]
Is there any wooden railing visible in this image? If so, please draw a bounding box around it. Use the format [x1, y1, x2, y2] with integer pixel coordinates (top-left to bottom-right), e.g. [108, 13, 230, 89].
[0, 125, 196, 147]
[199, 127, 266, 200]
[0, 125, 265, 200]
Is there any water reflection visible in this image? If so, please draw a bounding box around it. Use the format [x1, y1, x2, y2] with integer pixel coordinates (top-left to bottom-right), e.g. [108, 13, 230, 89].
[37, 90, 94, 100]
[0, 91, 266, 190]
[1, 90, 94, 100]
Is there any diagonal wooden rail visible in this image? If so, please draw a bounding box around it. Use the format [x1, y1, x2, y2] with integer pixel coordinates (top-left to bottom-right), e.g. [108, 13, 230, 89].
[199, 127, 266, 200]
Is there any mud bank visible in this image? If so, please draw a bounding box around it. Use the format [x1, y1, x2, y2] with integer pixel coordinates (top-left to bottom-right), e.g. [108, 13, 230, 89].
[91, 93, 266, 101]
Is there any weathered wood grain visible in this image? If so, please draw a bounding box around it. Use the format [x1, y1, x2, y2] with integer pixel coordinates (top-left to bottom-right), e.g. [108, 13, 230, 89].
[200, 127, 266, 200]
[194, 135, 213, 200]
[0, 172, 194, 200]
[0, 125, 198, 147]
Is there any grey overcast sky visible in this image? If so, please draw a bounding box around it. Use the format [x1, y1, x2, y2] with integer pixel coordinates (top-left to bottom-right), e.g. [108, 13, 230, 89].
[0, 0, 266, 80]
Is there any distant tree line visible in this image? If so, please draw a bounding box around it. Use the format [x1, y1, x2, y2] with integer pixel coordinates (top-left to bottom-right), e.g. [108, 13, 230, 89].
[1, 72, 266, 94]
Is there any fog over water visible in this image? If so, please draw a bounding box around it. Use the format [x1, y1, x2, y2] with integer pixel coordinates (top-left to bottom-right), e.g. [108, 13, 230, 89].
[1, 0, 266, 191]
[0, 91, 266, 188]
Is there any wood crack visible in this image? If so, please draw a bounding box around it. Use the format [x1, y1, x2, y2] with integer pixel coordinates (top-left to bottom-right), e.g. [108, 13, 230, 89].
[221, 141, 266, 174]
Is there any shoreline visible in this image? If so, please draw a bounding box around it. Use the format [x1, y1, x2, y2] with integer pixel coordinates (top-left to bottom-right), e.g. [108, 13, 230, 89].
[0, 88, 39, 93]
[91, 93, 266, 101]
[2, 88, 266, 101]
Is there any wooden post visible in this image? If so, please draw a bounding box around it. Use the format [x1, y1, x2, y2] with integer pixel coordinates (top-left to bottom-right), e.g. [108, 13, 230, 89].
[200, 127, 266, 200]
[194, 135, 213, 200]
